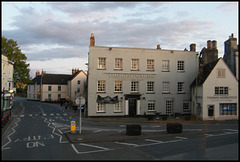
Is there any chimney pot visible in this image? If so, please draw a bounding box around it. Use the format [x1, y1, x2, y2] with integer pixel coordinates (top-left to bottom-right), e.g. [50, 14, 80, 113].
[190, 43, 196, 51]
[157, 44, 161, 49]
[36, 71, 40, 76]
[90, 33, 95, 46]
[212, 40, 217, 49]
[207, 40, 212, 49]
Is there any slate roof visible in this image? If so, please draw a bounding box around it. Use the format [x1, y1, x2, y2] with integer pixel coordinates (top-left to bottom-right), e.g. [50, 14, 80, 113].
[29, 71, 87, 85]
[190, 58, 220, 87]
[41, 74, 72, 85]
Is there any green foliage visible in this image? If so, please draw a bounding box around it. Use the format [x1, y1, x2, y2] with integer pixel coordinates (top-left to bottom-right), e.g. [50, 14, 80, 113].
[1, 36, 31, 88]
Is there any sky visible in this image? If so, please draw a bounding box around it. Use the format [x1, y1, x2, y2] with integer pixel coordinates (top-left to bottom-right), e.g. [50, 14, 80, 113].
[1, 1, 239, 78]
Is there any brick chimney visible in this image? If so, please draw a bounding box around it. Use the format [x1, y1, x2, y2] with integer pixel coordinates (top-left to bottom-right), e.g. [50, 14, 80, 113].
[157, 44, 161, 49]
[90, 33, 95, 46]
[41, 69, 45, 75]
[207, 40, 212, 49]
[72, 68, 75, 74]
[36, 71, 40, 76]
[190, 44, 196, 51]
[212, 40, 217, 49]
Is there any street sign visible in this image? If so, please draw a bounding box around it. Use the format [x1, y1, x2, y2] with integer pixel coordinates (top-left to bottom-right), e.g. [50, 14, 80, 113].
[75, 97, 85, 107]
[78, 107, 84, 110]
[71, 121, 76, 132]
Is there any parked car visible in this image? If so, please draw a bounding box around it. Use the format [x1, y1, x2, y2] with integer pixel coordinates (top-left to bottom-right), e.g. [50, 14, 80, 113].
[60, 98, 67, 103]
[53, 98, 67, 103]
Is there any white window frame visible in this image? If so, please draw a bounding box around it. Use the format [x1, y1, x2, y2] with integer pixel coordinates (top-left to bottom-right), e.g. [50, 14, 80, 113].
[97, 80, 106, 92]
[215, 87, 228, 95]
[183, 100, 190, 113]
[98, 57, 106, 69]
[147, 59, 154, 71]
[162, 82, 170, 93]
[148, 100, 155, 112]
[131, 59, 139, 71]
[166, 99, 173, 115]
[114, 81, 122, 92]
[114, 101, 122, 112]
[131, 81, 139, 92]
[177, 60, 184, 72]
[114, 58, 123, 70]
[177, 82, 185, 93]
[162, 60, 170, 72]
[217, 68, 226, 78]
[147, 81, 154, 93]
[97, 103, 106, 113]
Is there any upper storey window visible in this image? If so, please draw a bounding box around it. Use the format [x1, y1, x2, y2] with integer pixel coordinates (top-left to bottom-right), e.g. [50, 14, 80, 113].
[131, 59, 139, 71]
[98, 57, 106, 70]
[114, 58, 123, 70]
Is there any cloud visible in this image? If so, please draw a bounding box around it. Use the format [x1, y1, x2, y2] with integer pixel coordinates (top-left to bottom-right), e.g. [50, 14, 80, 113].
[3, 2, 228, 78]
[216, 2, 238, 13]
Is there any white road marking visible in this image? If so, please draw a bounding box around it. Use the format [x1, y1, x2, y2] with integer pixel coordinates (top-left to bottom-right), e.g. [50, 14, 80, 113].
[115, 141, 138, 146]
[71, 143, 113, 155]
[115, 137, 187, 148]
[2, 118, 21, 150]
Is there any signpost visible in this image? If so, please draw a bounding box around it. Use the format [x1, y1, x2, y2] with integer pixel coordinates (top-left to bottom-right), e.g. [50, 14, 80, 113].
[75, 96, 85, 134]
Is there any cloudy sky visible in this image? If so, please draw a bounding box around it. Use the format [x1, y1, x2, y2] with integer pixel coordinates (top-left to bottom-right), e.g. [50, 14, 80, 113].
[2, 1, 238, 78]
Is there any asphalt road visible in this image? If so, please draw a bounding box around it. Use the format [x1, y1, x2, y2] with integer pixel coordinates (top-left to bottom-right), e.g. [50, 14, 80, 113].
[1, 97, 238, 160]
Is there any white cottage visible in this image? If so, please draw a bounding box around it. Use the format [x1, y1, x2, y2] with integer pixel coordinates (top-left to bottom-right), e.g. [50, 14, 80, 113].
[191, 58, 238, 120]
[27, 70, 87, 102]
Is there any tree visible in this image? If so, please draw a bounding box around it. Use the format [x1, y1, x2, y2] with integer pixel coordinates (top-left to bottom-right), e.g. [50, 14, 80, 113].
[1, 36, 31, 91]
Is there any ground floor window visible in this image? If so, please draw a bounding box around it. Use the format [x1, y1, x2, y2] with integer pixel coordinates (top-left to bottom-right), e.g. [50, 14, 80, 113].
[166, 99, 173, 115]
[114, 101, 122, 112]
[219, 103, 237, 115]
[183, 101, 190, 113]
[97, 103, 106, 113]
[148, 100, 155, 111]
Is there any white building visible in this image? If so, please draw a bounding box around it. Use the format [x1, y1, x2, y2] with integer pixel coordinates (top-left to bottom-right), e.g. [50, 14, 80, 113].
[27, 70, 87, 102]
[1, 54, 14, 92]
[88, 33, 199, 117]
[191, 58, 238, 120]
[1, 54, 15, 111]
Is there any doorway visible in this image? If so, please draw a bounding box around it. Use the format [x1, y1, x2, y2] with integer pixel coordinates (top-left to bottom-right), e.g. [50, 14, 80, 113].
[208, 105, 214, 117]
[129, 99, 137, 117]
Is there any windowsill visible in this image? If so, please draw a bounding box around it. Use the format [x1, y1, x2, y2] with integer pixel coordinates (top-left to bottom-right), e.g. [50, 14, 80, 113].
[114, 69, 123, 71]
[96, 111, 106, 113]
[114, 92, 123, 94]
[147, 110, 156, 113]
[162, 70, 170, 72]
[162, 92, 170, 94]
[177, 70, 185, 73]
[146, 70, 154, 72]
[97, 68, 106, 70]
[131, 69, 139, 71]
[130, 91, 139, 94]
[146, 92, 155, 94]
[177, 92, 185, 94]
[114, 111, 123, 113]
[97, 92, 106, 93]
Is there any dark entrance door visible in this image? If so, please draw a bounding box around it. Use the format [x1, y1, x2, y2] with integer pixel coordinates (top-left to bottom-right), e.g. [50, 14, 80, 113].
[129, 99, 137, 117]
